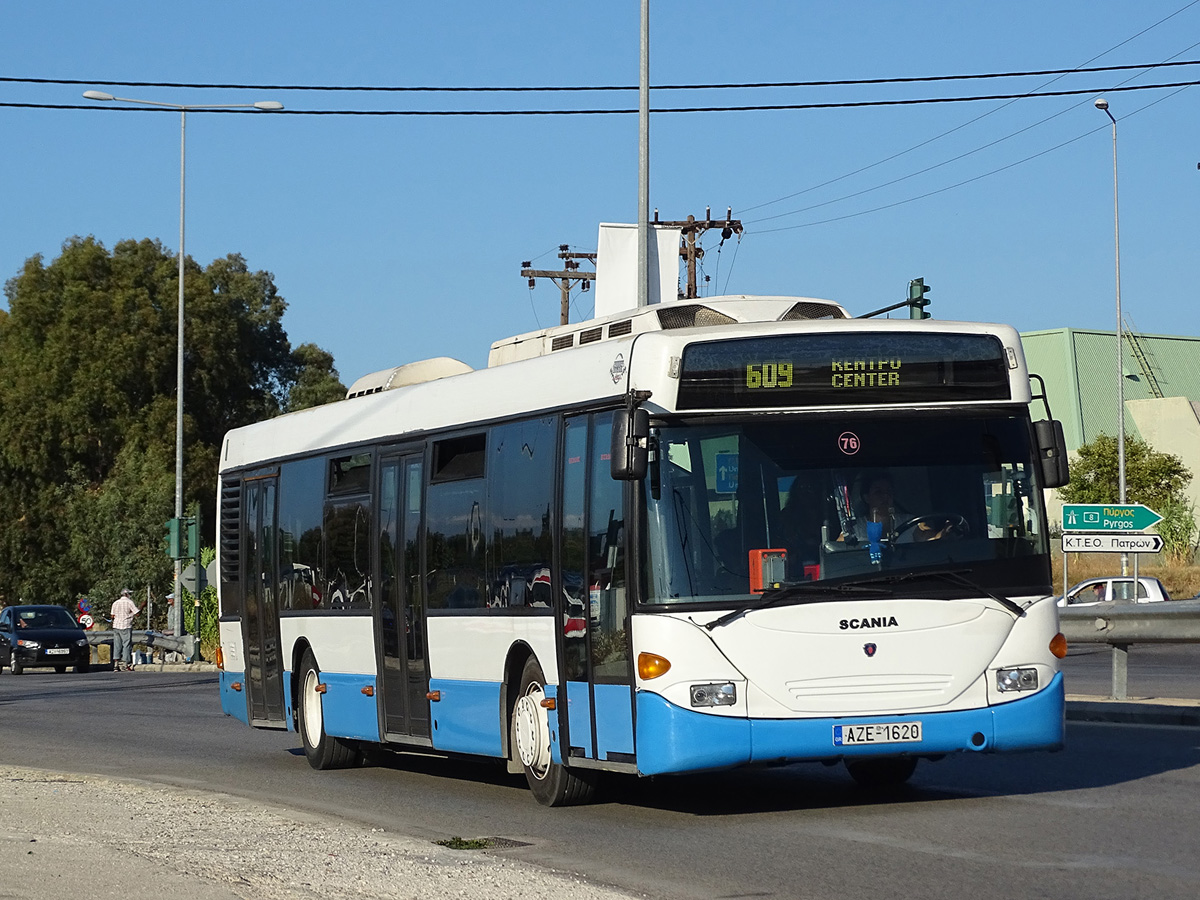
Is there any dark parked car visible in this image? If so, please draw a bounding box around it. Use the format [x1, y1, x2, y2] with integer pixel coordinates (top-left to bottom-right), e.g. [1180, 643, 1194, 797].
[0, 605, 91, 674]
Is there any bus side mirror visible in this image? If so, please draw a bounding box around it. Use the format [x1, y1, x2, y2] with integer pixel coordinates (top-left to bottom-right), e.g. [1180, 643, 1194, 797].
[611, 408, 649, 481]
[1034, 419, 1069, 489]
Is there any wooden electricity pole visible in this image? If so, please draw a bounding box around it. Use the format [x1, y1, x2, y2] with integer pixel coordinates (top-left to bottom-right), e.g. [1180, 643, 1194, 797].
[652, 207, 743, 299]
[520, 208, 741, 323]
[521, 245, 597, 325]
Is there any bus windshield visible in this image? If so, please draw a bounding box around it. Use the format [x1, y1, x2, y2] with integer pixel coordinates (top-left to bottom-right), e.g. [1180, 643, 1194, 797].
[642, 413, 1050, 604]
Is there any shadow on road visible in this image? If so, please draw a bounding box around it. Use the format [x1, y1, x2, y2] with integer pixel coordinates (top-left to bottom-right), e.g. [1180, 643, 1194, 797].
[284, 717, 1200, 817]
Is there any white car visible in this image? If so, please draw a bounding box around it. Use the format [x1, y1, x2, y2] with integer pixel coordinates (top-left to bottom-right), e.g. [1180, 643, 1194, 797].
[1056, 576, 1172, 608]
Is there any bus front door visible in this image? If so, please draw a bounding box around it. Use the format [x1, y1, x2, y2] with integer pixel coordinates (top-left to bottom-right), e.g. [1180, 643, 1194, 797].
[378, 454, 430, 739]
[560, 413, 635, 765]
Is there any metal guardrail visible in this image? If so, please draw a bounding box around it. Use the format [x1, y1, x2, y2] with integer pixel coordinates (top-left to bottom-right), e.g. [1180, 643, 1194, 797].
[1060, 600, 1200, 699]
[86, 630, 194, 658]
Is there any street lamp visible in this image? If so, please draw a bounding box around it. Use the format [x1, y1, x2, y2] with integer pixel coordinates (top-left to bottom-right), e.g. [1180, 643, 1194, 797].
[1095, 96, 1128, 576]
[83, 89, 283, 629]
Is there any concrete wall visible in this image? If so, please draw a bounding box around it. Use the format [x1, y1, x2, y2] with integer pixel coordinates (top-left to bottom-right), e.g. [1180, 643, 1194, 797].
[1128, 397, 1200, 515]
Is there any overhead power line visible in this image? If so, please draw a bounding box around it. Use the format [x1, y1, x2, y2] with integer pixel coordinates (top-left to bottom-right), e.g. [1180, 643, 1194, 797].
[2, 58, 1199, 94]
[4, 78, 1197, 116]
[747, 83, 1192, 234]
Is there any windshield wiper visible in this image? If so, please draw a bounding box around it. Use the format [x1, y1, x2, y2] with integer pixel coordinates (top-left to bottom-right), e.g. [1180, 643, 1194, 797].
[704, 580, 891, 631]
[704, 568, 1026, 630]
[836, 567, 1026, 618]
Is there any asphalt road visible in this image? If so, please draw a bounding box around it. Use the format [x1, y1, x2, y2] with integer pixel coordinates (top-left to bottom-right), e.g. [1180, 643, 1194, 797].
[1, 655, 1198, 900]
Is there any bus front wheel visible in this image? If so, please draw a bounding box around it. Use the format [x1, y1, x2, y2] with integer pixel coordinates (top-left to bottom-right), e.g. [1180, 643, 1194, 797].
[298, 650, 363, 770]
[510, 657, 596, 807]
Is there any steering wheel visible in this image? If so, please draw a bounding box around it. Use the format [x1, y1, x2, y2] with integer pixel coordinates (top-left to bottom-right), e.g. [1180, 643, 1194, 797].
[894, 514, 968, 541]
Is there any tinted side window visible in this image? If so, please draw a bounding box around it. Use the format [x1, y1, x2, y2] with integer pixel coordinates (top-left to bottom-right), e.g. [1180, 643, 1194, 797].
[324, 498, 372, 610]
[489, 417, 556, 608]
[329, 453, 372, 495]
[427, 435, 488, 610]
[278, 458, 326, 610]
[432, 434, 486, 482]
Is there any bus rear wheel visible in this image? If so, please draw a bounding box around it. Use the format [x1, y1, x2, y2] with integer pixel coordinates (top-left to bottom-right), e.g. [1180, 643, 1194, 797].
[511, 657, 596, 807]
[845, 756, 917, 789]
[298, 650, 363, 770]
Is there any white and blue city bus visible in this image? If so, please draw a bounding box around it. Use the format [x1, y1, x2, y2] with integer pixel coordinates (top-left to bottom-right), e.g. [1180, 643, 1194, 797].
[216, 295, 1070, 805]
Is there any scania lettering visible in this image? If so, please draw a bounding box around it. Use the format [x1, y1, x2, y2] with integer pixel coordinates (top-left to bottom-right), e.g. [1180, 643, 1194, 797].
[840, 616, 900, 630]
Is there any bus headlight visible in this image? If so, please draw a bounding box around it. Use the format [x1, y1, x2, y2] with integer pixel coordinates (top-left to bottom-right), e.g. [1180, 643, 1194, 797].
[996, 667, 1039, 692]
[690, 682, 737, 707]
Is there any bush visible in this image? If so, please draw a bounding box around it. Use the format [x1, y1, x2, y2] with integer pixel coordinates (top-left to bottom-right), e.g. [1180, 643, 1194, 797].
[1157, 497, 1199, 566]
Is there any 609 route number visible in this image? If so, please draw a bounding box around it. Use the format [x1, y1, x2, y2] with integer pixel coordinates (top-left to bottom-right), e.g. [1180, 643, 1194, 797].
[745, 362, 793, 389]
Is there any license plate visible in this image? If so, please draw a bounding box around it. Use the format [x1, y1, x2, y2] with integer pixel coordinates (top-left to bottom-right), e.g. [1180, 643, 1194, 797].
[833, 721, 922, 747]
[46, 648, 70, 655]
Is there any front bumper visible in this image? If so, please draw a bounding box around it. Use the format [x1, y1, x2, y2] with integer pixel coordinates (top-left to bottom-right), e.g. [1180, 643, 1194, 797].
[635, 672, 1065, 776]
[11, 647, 90, 669]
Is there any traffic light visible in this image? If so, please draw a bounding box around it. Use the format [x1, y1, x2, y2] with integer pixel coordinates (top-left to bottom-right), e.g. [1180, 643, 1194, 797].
[164, 517, 184, 559]
[908, 277, 931, 319]
[186, 516, 199, 560]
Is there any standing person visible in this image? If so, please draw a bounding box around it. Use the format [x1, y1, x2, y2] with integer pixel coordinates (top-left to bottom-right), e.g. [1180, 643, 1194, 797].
[109, 588, 141, 672]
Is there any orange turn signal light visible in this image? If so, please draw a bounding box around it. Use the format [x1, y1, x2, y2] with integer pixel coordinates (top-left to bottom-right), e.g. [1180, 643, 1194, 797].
[215, 647, 224, 670]
[638, 652, 671, 680]
[1049, 632, 1068, 659]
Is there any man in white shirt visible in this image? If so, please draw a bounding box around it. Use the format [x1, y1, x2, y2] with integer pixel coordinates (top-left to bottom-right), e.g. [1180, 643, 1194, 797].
[109, 588, 141, 671]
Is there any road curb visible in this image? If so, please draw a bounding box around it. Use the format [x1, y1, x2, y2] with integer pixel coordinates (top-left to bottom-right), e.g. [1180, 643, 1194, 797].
[1066, 698, 1200, 727]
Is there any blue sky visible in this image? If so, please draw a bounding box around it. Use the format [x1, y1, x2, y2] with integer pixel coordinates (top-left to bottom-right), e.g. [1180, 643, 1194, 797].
[2, 2, 1198, 382]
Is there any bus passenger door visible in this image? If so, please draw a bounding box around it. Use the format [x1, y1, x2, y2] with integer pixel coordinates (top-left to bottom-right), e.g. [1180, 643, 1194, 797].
[560, 413, 634, 765]
[244, 476, 285, 726]
[378, 453, 430, 739]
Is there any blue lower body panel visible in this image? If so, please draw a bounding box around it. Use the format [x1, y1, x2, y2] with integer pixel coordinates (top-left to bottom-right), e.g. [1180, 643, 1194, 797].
[219, 670, 250, 724]
[429, 678, 504, 757]
[635, 673, 1065, 776]
[309, 671, 381, 741]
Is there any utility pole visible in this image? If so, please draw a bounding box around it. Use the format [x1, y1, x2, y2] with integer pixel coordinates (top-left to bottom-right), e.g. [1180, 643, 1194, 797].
[651, 207, 742, 299]
[521, 245, 597, 325]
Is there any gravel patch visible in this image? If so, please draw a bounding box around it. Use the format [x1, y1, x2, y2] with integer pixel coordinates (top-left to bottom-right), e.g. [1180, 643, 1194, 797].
[0, 765, 640, 900]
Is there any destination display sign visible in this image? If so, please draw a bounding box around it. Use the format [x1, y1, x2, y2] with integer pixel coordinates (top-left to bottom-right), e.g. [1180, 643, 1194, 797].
[676, 333, 1011, 409]
[1061, 503, 1162, 533]
[1061, 533, 1164, 554]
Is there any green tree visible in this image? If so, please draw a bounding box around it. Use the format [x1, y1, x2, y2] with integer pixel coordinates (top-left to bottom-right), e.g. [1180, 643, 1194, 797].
[287, 343, 347, 411]
[0, 236, 335, 604]
[1058, 433, 1191, 511]
[1059, 433, 1197, 564]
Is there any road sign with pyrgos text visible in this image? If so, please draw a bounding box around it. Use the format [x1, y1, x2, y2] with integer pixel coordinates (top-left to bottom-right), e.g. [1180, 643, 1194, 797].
[1061, 503, 1162, 532]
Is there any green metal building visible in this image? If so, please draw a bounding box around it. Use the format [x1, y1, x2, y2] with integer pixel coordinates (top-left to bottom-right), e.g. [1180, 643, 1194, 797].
[1020, 327, 1200, 522]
